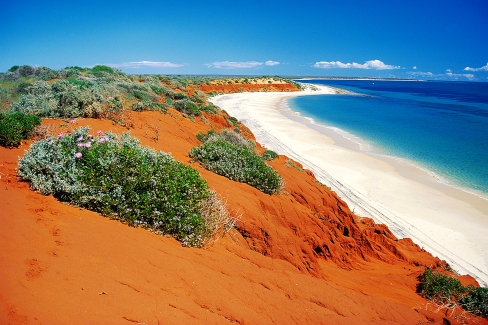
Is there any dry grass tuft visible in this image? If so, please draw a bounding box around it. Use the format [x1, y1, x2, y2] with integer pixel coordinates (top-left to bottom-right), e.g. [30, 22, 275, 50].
[200, 190, 239, 246]
[30, 123, 56, 140]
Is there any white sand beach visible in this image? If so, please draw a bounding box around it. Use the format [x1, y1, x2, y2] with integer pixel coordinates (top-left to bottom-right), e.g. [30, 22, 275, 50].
[210, 84, 488, 286]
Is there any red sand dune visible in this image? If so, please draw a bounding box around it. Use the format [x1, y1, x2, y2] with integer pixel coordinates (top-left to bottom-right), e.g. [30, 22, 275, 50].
[1, 106, 486, 324]
[197, 83, 299, 94]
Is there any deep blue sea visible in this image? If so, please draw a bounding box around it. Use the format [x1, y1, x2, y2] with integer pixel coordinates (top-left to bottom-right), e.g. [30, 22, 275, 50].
[290, 79, 488, 197]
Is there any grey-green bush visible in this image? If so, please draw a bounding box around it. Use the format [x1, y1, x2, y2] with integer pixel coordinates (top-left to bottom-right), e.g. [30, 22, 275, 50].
[18, 127, 220, 246]
[189, 137, 282, 194]
[9, 80, 123, 118]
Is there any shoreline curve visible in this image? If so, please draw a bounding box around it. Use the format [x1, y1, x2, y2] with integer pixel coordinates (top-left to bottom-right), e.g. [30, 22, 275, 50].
[210, 84, 488, 286]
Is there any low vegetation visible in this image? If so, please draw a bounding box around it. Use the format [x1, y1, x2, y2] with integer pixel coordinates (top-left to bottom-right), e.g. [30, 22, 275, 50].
[0, 111, 41, 147]
[417, 268, 488, 318]
[190, 130, 283, 194]
[17, 127, 234, 247]
[0, 65, 216, 123]
[0, 65, 300, 246]
[261, 149, 278, 161]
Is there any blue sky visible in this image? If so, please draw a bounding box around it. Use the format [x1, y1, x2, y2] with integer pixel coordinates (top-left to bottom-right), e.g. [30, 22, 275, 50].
[1, 0, 487, 80]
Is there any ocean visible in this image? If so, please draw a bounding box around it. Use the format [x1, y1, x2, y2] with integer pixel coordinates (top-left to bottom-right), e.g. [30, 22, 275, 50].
[290, 79, 488, 198]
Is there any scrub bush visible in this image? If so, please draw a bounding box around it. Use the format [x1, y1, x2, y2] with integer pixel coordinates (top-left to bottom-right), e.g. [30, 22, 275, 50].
[418, 268, 488, 319]
[18, 127, 231, 246]
[130, 100, 167, 112]
[417, 268, 465, 302]
[0, 112, 41, 147]
[212, 129, 255, 152]
[189, 137, 282, 194]
[262, 149, 278, 161]
[174, 100, 200, 116]
[91, 65, 114, 76]
[9, 80, 123, 118]
[226, 116, 239, 127]
[460, 287, 488, 318]
[196, 129, 216, 143]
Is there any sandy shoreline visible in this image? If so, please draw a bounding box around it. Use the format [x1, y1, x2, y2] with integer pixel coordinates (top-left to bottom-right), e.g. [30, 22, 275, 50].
[210, 84, 488, 286]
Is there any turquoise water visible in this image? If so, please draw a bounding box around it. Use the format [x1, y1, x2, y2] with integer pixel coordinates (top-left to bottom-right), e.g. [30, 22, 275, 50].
[290, 80, 488, 196]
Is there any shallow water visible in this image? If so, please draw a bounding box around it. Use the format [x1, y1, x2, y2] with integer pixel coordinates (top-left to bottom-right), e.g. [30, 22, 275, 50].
[290, 80, 488, 197]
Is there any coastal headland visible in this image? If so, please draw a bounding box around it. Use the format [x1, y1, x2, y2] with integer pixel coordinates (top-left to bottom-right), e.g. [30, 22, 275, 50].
[1, 73, 486, 324]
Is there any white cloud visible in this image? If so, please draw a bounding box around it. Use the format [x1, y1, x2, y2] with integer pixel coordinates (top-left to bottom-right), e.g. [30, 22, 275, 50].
[313, 59, 400, 70]
[446, 69, 475, 79]
[407, 70, 474, 80]
[464, 62, 488, 72]
[413, 66, 417, 70]
[112, 61, 184, 68]
[205, 61, 263, 69]
[408, 71, 434, 77]
[265, 60, 280, 66]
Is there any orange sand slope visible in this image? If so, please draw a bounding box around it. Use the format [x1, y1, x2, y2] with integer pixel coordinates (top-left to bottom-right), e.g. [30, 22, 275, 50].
[1, 107, 486, 324]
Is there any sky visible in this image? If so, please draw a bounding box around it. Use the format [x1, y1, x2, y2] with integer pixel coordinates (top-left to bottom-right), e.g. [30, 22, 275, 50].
[1, 0, 488, 80]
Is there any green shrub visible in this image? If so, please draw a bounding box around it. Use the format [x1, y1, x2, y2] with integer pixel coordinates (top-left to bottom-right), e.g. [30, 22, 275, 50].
[15, 81, 34, 94]
[131, 100, 167, 112]
[286, 160, 304, 172]
[91, 65, 114, 76]
[190, 95, 204, 103]
[66, 78, 91, 89]
[226, 116, 239, 127]
[196, 129, 216, 143]
[417, 268, 488, 318]
[0, 112, 41, 147]
[417, 268, 466, 302]
[17, 127, 223, 246]
[171, 92, 188, 100]
[460, 287, 488, 318]
[133, 89, 151, 101]
[189, 138, 282, 194]
[199, 103, 218, 113]
[262, 149, 278, 161]
[174, 100, 200, 116]
[149, 84, 165, 95]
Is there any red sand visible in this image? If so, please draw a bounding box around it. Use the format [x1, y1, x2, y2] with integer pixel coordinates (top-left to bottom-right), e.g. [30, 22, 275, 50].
[1, 106, 486, 324]
[197, 83, 299, 94]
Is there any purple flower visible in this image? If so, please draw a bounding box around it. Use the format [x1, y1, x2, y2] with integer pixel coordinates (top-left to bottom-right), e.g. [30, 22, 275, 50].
[70, 119, 77, 123]
[99, 136, 109, 143]
[57, 133, 64, 139]
[87, 134, 93, 138]
[48, 139, 54, 145]
[97, 130, 103, 135]
[75, 152, 82, 159]
[77, 136, 84, 141]
[77, 143, 84, 148]
[84, 142, 92, 148]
